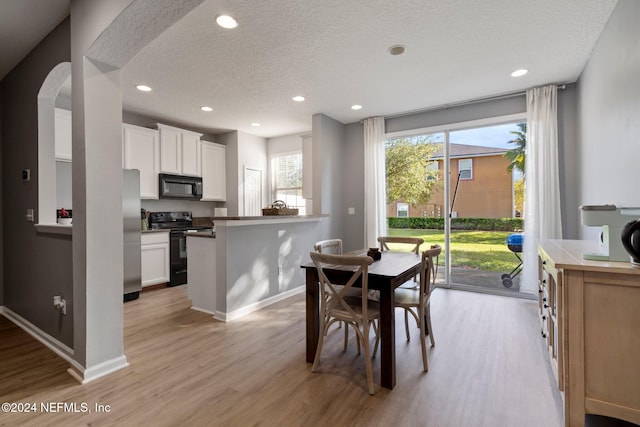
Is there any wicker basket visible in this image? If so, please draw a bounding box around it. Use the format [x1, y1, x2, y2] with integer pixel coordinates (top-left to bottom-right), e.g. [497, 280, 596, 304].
[262, 200, 299, 216]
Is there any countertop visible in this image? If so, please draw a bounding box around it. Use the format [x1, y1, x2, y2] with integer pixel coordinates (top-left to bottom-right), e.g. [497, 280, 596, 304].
[141, 229, 170, 233]
[185, 230, 216, 238]
[538, 239, 640, 275]
[212, 214, 327, 221]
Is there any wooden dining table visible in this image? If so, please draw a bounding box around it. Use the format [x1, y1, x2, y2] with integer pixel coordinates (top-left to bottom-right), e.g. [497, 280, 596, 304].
[301, 250, 421, 390]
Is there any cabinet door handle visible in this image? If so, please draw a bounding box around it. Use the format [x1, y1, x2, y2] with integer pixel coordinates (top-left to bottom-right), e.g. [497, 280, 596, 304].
[542, 315, 546, 320]
[538, 289, 543, 294]
[541, 331, 547, 338]
[542, 279, 547, 284]
[544, 304, 549, 309]
[543, 297, 547, 302]
[542, 260, 546, 265]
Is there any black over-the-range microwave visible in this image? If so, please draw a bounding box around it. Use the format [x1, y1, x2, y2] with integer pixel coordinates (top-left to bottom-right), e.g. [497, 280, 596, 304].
[159, 173, 203, 199]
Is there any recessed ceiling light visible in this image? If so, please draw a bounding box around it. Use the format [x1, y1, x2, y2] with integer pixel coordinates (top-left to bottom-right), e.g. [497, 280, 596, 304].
[250, 122, 261, 127]
[136, 84, 152, 92]
[351, 104, 363, 110]
[388, 44, 406, 56]
[216, 15, 238, 29]
[200, 106, 213, 112]
[511, 69, 528, 77]
[292, 95, 305, 102]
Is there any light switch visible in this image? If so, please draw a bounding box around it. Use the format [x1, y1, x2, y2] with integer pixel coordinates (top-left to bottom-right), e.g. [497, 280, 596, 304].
[26, 209, 34, 222]
[22, 169, 31, 181]
[348, 207, 355, 215]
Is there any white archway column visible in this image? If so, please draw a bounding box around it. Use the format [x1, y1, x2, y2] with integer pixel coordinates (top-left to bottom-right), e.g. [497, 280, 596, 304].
[68, 0, 206, 383]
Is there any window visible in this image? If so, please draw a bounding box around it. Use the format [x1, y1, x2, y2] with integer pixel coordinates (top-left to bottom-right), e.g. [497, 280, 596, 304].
[397, 202, 409, 217]
[426, 161, 439, 181]
[271, 152, 305, 215]
[458, 158, 473, 180]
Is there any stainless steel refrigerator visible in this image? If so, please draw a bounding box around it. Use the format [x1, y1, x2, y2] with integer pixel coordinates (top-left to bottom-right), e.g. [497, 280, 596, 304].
[123, 169, 142, 301]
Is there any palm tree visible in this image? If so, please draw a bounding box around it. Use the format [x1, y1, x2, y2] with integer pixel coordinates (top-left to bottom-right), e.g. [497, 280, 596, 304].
[504, 122, 526, 175]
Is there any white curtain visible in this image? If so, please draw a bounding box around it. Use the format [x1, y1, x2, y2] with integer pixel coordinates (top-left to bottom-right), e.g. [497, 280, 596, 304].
[363, 117, 387, 248]
[522, 85, 563, 293]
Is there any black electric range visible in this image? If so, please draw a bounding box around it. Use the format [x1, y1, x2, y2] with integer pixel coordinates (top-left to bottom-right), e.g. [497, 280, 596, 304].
[148, 211, 212, 286]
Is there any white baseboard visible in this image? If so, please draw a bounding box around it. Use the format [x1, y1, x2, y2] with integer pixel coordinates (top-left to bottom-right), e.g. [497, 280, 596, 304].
[1, 306, 129, 384]
[67, 355, 129, 384]
[190, 306, 217, 317]
[0, 305, 75, 360]
[215, 285, 304, 322]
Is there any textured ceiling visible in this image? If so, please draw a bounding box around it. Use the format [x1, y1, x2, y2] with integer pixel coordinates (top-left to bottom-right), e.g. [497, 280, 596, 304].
[122, 0, 618, 138]
[1, 0, 619, 139]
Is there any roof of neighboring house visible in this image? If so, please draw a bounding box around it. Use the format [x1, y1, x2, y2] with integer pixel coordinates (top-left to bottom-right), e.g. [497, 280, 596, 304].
[432, 143, 509, 159]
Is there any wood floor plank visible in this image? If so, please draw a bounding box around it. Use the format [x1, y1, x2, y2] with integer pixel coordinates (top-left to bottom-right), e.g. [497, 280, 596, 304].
[0, 286, 563, 427]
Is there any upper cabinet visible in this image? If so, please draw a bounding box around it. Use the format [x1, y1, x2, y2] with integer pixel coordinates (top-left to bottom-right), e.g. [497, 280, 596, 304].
[302, 135, 312, 199]
[201, 141, 226, 201]
[54, 108, 72, 161]
[122, 124, 160, 199]
[158, 124, 202, 177]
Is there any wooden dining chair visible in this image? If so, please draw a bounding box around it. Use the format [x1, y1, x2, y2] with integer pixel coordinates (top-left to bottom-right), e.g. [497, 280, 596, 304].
[310, 252, 380, 395]
[377, 236, 424, 289]
[313, 239, 343, 255]
[394, 244, 442, 372]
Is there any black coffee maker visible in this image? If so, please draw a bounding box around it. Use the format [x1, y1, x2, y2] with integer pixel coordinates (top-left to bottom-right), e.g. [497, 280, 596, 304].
[621, 219, 640, 268]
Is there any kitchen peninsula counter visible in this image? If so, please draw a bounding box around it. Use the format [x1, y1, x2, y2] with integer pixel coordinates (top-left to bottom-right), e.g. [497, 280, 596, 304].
[187, 214, 327, 321]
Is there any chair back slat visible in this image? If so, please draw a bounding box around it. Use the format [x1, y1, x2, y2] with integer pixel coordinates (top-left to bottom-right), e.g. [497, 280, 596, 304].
[420, 244, 442, 298]
[314, 239, 343, 255]
[310, 252, 373, 319]
[377, 236, 424, 254]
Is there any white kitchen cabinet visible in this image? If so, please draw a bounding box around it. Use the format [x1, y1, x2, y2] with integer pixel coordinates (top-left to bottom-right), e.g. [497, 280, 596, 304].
[158, 124, 202, 177]
[302, 135, 312, 199]
[54, 108, 72, 161]
[141, 231, 170, 287]
[201, 141, 226, 201]
[122, 124, 160, 199]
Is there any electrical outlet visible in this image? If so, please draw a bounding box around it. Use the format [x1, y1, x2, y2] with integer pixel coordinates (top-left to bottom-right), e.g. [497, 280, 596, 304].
[53, 295, 67, 315]
[348, 207, 355, 215]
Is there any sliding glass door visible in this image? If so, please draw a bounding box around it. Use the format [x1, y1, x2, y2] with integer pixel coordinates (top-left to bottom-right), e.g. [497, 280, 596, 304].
[385, 116, 526, 296]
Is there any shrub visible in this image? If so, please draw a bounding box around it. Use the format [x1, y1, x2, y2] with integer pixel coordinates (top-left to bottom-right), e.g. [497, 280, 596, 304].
[388, 217, 523, 232]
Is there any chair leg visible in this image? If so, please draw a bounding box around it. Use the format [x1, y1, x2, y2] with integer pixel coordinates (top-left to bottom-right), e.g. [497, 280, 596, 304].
[312, 318, 329, 372]
[404, 309, 411, 341]
[343, 322, 349, 352]
[426, 304, 435, 347]
[418, 309, 429, 372]
[371, 320, 380, 358]
[362, 324, 375, 395]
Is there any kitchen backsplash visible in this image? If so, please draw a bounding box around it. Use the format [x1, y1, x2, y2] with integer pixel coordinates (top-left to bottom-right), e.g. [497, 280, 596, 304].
[141, 199, 223, 217]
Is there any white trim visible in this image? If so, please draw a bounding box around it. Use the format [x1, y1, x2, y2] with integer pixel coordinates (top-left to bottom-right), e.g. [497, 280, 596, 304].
[35, 223, 73, 235]
[385, 113, 527, 139]
[214, 286, 304, 322]
[0, 306, 75, 359]
[67, 355, 129, 384]
[216, 216, 325, 227]
[190, 306, 217, 317]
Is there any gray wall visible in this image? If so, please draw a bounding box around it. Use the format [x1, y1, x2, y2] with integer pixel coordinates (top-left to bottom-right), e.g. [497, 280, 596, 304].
[0, 18, 74, 346]
[342, 122, 366, 251]
[0, 85, 3, 306]
[122, 110, 219, 142]
[221, 220, 321, 313]
[341, 91, 581, 240]
[576, 0, 640, 239]
[312, 114, 345, 243]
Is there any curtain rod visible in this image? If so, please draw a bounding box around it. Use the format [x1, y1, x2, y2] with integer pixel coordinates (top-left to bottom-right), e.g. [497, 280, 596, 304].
[364, 84, 567, 122]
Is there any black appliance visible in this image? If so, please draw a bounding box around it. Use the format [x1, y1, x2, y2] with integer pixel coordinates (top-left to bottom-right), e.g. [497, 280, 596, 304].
[148, 211, 212, 286]
[159, 173, 203, 200]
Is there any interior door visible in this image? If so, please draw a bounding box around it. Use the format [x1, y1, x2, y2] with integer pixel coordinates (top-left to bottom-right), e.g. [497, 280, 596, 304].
[244, 167, 262, 216]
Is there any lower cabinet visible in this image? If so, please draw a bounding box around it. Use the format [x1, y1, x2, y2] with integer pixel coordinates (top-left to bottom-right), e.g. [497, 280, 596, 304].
[538, 239, 640, 427]
[141, 231, 170, 287]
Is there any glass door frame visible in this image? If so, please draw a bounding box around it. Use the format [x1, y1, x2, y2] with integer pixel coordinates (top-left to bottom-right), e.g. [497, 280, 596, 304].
[385, 113, 526, 290]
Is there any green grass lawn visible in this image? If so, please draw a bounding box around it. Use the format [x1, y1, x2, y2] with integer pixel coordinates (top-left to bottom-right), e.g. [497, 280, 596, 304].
[387, 228, 518, 272]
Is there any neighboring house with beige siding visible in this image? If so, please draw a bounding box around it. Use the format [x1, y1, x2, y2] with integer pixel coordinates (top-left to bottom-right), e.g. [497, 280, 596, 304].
[388, 143, 514, 219]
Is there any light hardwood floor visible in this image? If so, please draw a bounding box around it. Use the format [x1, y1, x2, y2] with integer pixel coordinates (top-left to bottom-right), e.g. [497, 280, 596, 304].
[0, 286, 563, 427]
